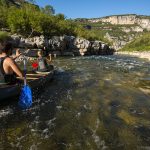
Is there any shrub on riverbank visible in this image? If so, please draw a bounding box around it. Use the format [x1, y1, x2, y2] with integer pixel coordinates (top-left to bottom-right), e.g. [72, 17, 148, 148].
[121, 33, 150, 51]
[0, 31, 9, 42]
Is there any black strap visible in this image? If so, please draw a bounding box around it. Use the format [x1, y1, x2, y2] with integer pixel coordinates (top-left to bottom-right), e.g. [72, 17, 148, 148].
[0, 56, 8, 75]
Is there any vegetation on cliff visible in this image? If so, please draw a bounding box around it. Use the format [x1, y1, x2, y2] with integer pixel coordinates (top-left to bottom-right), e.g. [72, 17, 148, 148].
[0, 31, 9, 42]
[75, 16, 150, 50]
[121, 33, 150, 51]
[1, 1, 150, 50]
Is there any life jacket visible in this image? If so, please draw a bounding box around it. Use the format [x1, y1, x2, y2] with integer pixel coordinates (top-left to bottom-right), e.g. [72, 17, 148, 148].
[37, 57, 48, 72]
[0, 56, 16, 84]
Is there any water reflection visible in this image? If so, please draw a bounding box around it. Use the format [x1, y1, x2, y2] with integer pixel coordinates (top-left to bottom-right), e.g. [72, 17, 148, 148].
[0, 55, 150, 149]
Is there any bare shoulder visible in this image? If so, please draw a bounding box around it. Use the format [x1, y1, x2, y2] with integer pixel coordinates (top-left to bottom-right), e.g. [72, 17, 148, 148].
[5, 57, 15, 65]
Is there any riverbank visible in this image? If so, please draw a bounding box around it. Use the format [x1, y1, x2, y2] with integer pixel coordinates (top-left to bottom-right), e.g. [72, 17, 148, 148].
[115, 51, 150, 61]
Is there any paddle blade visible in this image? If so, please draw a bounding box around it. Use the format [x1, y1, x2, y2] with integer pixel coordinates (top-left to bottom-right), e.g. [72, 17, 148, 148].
[19, 85, 32, 109]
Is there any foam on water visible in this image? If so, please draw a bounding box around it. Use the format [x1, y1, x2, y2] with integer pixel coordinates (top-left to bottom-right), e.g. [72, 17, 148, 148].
[0, 107, 14, 118]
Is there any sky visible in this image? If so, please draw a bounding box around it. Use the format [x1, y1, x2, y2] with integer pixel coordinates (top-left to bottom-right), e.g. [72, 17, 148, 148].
[36, 0, 150, 19]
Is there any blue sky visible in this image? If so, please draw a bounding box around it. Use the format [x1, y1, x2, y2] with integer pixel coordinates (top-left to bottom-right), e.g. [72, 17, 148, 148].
[36, 0, 150, 19]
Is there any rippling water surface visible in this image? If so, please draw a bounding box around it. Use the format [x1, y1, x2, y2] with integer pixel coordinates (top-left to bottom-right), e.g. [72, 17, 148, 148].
[0, 55, 150, 150]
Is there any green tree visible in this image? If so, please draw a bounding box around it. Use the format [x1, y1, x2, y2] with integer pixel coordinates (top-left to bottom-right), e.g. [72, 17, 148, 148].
[0, 5, 8, 28]
[0, 0, 7, 6]
[7, 3, 41, 36]
[0, 0, 106, 42]
[41, 5, 55, 15]
[56, 13, 65, 20]
[7, 7, 31, 35]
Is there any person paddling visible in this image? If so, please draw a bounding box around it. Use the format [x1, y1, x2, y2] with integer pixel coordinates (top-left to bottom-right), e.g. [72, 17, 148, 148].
[37, 50, 52, 72]
[0, 42, 23, 84]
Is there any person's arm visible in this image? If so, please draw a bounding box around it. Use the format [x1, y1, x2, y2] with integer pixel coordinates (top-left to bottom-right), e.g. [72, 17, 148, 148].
[12, 49, 22, 60]
[12, 55, 20, 60]
[46, 54, 52, 64]
[8, 58, 23, 78]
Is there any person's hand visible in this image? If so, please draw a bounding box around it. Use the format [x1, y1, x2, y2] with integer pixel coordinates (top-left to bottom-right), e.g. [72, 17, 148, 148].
[16, 49, 21, 57]
[49, 54, 52, 61]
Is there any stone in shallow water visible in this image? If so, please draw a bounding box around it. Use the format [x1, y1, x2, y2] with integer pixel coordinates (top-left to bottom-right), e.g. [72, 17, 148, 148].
[56, 106, 62, 110]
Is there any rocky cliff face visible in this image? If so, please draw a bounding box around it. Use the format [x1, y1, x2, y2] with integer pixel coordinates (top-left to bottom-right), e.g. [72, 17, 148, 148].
[89, 15, 136, 24]
[10, 35, 114, 56]
[88, 15, 150, 31]
[80, 15, 149, 50]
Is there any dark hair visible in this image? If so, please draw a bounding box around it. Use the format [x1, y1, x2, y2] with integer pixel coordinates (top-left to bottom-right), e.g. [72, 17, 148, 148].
[1, 42, 13, 54]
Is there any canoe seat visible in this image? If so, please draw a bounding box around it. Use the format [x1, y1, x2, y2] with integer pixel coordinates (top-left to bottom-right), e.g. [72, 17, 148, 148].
[0, 82, 8, 85]
[17, 77, 39, 80]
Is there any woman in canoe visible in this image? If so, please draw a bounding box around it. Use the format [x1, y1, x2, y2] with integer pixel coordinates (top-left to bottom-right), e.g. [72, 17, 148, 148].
[36, 50, 53, 72]
[0, 42, 23, 84]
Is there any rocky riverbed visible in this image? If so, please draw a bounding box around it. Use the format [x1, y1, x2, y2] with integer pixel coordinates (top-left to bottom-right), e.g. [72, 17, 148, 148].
[1, 55, 150, 149]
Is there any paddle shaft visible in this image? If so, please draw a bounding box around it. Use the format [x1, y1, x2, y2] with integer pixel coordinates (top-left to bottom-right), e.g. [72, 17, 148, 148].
[23, 58, 27, 85]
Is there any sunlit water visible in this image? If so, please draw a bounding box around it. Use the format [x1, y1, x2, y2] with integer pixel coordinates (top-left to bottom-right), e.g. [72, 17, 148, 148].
[0, 55, 150, 150]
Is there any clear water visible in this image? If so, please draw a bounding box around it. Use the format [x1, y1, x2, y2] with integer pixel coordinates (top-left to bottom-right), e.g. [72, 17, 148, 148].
[0, 55, 150, 150]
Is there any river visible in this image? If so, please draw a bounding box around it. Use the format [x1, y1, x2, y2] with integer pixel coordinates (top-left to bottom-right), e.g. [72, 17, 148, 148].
[0, 55, 150, 150]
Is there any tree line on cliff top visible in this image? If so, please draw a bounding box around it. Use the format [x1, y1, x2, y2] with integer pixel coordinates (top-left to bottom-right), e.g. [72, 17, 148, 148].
[0, 0, 109, 42]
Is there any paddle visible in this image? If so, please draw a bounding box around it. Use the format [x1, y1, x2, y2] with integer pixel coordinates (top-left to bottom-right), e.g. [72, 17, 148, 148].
[18, 57, 32, 109]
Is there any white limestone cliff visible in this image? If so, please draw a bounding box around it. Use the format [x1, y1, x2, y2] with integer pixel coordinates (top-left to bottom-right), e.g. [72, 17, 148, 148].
[88, 15, 150, 31]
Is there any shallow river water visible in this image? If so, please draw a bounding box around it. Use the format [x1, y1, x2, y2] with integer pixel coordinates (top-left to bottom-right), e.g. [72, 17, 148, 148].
[0, 55, 150, 150]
